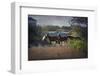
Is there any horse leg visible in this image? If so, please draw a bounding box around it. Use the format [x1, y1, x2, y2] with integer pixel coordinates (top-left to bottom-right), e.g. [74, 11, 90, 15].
[60, 41, 62, 46]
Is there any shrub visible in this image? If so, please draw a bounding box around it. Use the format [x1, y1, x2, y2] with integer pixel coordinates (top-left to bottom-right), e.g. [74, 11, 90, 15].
[67, 39, 87, 50]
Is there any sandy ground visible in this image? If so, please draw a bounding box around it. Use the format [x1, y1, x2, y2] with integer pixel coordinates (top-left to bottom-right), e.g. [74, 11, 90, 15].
[28, 45, 87, 60]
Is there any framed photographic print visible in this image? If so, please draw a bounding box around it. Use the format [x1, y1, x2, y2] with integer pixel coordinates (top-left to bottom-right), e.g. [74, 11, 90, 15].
[11, 2, 96, 74]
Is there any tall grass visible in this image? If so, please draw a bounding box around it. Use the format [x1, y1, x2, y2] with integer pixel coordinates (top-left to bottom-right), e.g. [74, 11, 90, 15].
[67, 39, 87, 50]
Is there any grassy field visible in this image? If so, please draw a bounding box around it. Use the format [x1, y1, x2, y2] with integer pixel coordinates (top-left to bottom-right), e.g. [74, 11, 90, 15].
[28, 46, 88, 60]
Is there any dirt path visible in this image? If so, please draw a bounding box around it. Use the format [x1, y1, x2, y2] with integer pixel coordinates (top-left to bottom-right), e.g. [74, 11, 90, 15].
[28, 46, 87, 60]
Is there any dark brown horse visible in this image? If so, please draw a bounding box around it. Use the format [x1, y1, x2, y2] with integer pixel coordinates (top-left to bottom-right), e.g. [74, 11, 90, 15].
[42, 32, 81, 46]
[42, 32, 68, 45]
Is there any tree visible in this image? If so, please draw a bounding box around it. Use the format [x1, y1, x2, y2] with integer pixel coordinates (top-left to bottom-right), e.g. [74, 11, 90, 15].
[71, 17, 88, 26]
[70, 17, 88, 40]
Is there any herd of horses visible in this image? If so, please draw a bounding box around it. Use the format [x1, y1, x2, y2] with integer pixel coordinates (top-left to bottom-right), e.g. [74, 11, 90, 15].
[28, 32, 81, 47]
[42, 32, 81, 46]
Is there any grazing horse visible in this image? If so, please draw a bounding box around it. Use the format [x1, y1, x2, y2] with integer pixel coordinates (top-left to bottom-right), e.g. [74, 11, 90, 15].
[45, 32, 59, 44]
[42, 32, 58, 45]
[42, 32, 81, 46]
[42, 32, 68, 45]
[59, 32, 68, 40]
[58, 32, 68, 45]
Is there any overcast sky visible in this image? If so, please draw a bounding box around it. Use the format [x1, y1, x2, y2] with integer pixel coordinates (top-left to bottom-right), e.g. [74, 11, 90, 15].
[28, 15, 73, 27]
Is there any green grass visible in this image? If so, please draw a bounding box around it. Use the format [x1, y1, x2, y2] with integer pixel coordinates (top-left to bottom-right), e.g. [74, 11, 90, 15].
[67, 39, 87, 49]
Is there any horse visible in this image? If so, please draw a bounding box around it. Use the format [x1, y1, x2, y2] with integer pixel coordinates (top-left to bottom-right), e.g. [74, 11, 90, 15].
[42, 32, 68, 46]
[42, 32, 81, 46]
[42, 33, 59, 45]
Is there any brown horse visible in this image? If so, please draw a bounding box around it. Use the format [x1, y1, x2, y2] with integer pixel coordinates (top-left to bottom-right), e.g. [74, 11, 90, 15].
[42, 32, 81, 46]
[42, 32, 68, 45]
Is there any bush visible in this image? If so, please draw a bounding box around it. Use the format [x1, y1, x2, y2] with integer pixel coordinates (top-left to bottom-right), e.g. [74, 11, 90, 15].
[67, 39, 87, 49]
